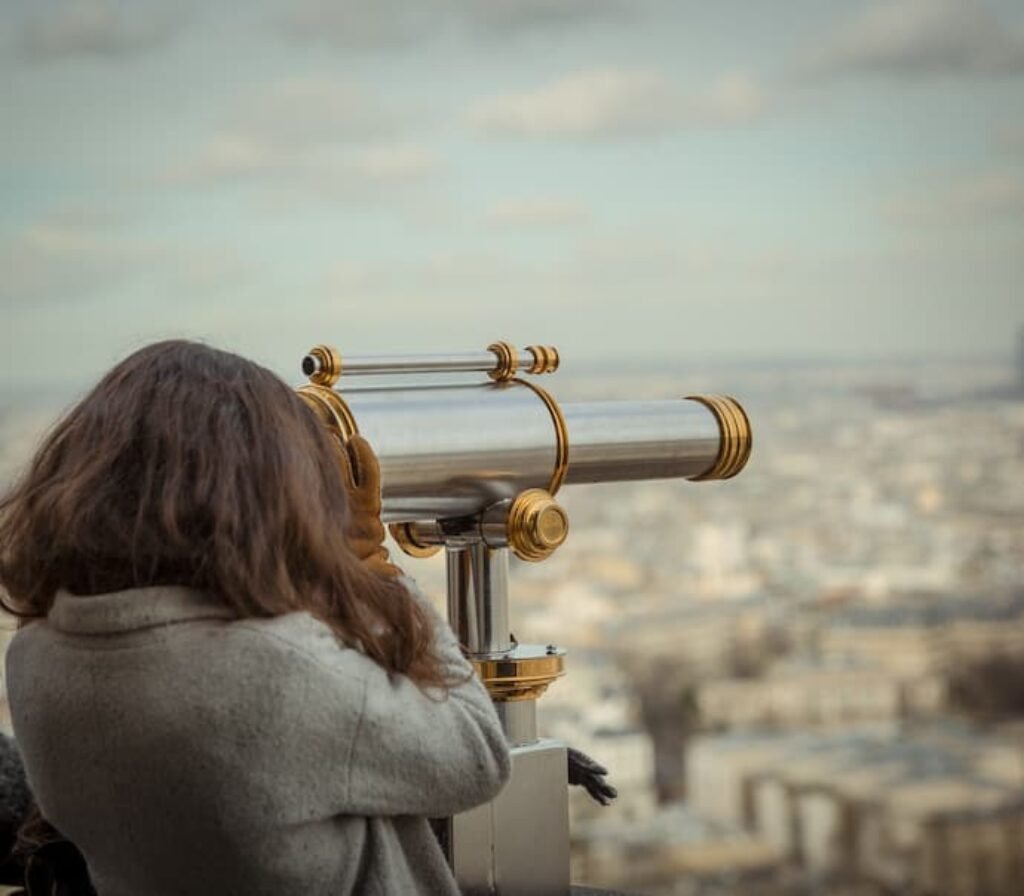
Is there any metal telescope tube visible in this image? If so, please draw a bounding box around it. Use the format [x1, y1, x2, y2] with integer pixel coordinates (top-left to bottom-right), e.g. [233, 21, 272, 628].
[298, 381, 751, 523]
[302, 341, 559, 381]
[303, 349, 556, 378]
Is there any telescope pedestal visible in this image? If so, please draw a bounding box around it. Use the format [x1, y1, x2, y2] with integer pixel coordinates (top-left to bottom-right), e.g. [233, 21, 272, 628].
[440, 540, 571, 895]
[449, 739, 570, 896]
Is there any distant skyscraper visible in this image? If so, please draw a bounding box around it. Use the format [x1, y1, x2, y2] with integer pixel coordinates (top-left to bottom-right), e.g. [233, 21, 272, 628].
[1018, 325, 1024, 392]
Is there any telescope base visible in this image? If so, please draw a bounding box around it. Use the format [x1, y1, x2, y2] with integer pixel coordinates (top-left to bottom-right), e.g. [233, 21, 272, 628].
[447, 738, 570, 895]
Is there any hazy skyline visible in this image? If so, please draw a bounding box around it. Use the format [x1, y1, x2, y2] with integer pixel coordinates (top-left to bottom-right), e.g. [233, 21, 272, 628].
[2, 0, 1023, 387]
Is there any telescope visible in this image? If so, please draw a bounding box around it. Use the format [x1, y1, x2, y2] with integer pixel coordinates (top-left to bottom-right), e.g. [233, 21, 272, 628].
[296, 342, 751, 896]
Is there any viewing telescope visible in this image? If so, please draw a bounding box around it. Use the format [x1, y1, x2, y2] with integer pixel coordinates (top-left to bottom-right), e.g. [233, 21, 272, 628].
[299, 342, 750, 552]
[296, 342, 752, 896]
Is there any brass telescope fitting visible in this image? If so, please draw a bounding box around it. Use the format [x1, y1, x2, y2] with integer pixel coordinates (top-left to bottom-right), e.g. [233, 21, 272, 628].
[303, 345, 342, 387]
[506, 489, 569, 562]
[471, 645, 566, 702]
[388, 489, 569, 563]
[389, 522, 442, 559]
[512, 378, 569, 496]
[486, 341, 518, 382]
[296, 383, 358, 439]
[685, 395, 752, 481]
[525, 345, 559, 375]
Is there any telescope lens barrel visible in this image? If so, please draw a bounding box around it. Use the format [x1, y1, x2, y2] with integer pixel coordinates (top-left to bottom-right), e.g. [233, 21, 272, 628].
[562, 400, 730, 486]
[299, 382, 750, 523]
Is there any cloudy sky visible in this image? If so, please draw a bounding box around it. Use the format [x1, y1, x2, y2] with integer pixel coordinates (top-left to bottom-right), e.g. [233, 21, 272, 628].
[2, 0, 1023, 387]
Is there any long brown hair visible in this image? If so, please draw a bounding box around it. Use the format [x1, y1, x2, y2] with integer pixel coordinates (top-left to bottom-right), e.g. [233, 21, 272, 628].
[0, 340, 449, 688]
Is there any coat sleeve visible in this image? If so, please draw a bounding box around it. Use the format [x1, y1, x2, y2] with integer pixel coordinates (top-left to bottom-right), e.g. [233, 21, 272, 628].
[242, 578, 511, 820]
[344, 578, 512, 818]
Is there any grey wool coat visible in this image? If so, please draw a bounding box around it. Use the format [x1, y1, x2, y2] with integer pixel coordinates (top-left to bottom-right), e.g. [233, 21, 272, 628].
[6, 581, 511, 895]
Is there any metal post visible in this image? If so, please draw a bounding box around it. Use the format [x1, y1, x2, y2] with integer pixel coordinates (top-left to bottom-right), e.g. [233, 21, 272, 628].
[445, 540, 570, 896]
[495, 701, 538, 747]
[446, 544, 511, 656]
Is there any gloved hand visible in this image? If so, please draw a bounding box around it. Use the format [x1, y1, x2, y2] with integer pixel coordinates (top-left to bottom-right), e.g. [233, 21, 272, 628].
[567, 747, 617, 806]
[335, 434, 403, 580]
[23, 838, 96, 896]
[12, 807, 96, 896]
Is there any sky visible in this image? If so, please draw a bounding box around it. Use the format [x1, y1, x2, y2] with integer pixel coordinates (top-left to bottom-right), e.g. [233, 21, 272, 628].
[1, 0, 1023, 388]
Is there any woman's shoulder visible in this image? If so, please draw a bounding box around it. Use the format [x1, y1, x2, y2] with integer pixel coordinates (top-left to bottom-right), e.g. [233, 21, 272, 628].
[6, 595, 376, 695]
[228, 611, 376, 682]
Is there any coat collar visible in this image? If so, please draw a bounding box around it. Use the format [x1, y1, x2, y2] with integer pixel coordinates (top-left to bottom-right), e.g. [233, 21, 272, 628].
[48, 586, 237, 635]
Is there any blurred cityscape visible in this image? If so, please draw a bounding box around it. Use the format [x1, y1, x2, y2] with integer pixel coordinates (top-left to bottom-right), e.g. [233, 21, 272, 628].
[410, 347, 1024, 895]
[2, 346, 1023, 895]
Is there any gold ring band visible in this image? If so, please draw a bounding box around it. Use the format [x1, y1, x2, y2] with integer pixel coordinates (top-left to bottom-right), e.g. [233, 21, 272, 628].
[487, 341, 518, 382]
[389, 522, 442, 559]
[472, 651, 566, 702]
[524, 344, 559, 375]
[297, 384, 359, 441]
[685, 395, 752, 480]
[512, 378, 569, 495]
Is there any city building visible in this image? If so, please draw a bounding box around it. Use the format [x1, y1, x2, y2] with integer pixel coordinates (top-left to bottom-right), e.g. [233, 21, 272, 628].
[687, 726, 1024, 894]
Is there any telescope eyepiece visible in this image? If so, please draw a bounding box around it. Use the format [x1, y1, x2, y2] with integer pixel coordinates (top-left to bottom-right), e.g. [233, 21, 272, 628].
[303, 345, 343, 387]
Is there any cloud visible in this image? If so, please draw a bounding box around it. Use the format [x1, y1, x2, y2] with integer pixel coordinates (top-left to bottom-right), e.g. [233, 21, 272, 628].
[322, 222, 790, 305]
[801, 0, 1024, 78]
[279, 1, 431, 51]
[447, 0, 633, 33]
[690, 72, 770, 125]
[229, 78, 396, 146]
[996, 122, 1024, 153]
[4, 213, 132, 305]
[279, 0, 633, 51]
[165, 138, 440, 193]
[161, 77, 439, 195]
[162, 77, 392, 184]
[468, 68, 677, 138]
[883, 169, 1024, 224]
[323, 251, 542, 315]
[1, 209, 160, 306]
[348, 144, 440, 181]
[467, 67, 769, 138]
[486, 197, 589, 229]
[0, 206, 255, 307]
[19, 1, 185, 61]
[163, 135, 288, 184]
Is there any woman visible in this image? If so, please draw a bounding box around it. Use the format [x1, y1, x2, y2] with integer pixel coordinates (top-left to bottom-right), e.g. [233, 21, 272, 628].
[0, 340, 511, 895]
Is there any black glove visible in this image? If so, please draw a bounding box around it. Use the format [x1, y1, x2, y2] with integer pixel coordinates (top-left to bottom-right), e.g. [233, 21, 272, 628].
[567, 747, 617, 806]
[23, 837, 96, 896]
[11, 807, 95, 896]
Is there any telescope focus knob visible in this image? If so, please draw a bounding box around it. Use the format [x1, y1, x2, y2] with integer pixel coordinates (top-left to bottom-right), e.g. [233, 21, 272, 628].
[507, 489, 569, 562]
